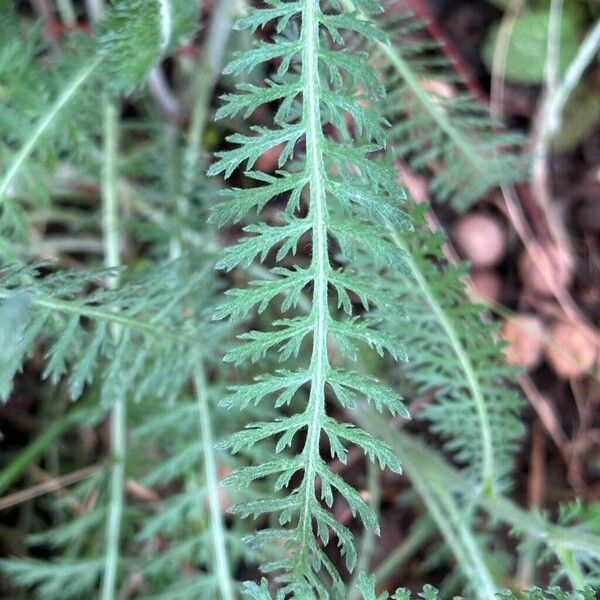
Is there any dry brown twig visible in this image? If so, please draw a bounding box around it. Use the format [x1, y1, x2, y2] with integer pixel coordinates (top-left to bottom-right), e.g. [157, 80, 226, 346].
[488, 0, 598, 335]
[0, 465, 99, 512]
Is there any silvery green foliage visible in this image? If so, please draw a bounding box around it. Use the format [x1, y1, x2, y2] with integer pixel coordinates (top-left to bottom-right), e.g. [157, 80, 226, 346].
[504, 590, 597, 600]
[546, 501, 600, 588]
[98, 0, 200, 93]
[0, 259, 207, 405]
[121, 387, 244, 599]
[0, 558, 106, 600]
[0, 256, 238, 598]
[0, 4, 100, 164]
[387, 206, 524, 494]
[1, 0, 596, 597]
[0, 5, 101, 242]
[496, 590, 598, 600]
[243, 579, 276, 600]
[209, 0, 411, 596]
[0, 390, 238, 599]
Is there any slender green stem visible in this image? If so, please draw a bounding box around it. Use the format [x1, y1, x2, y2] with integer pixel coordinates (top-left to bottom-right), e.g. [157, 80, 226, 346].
[193, 362, 235, 600]
[389, 227, 495, 494]
[102, 101, 120, 272]
[349, 462, 380, 600]
[85, 0, 104, 23]
[99, 99, 126, 600]
[157, 0, 173, 51]
[413, 476, 497, 600]
[101, 398, 126, 600]
[546, 0, 564, 94]
[0, 57, 102, 205]
[166, 7, 238, 592]
[555, 546, 586, 590]
[170, 162, 235, 600]
[435, 487, 498, 599]
[531, 0, 563, 212]
[372, 384, 496, 599]
[0, 290, 194, 346]
[295, 0, 331, 572]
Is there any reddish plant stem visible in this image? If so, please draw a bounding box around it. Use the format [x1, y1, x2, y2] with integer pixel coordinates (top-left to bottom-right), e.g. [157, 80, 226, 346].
[43, 22, 92, 36]
[403, 0, 489, 103]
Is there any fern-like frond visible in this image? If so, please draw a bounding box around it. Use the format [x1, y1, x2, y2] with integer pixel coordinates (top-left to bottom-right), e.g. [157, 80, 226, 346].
[0, 383, 250, 599]
[356, 574, 440, 600]
[360, 408, 600, 594]
[0, 259, 209, 405]
[0, 465, 110, 598]
[356, 573, 598, 600]
[0, 558, 106, 599]
[243, 579, 276, 600]
[386, 207, 524, 493]
[209, 0, 410, 595]
[0, 18, 102, 214]
[127, 385, 251, 600]
[545, 501, 600, 589]
[98, 0, 200, 93]
[244, 575, 597, 600]
[346, 1, 527, 210]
